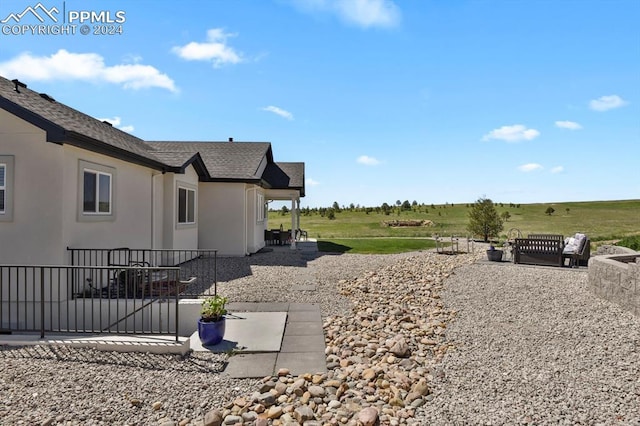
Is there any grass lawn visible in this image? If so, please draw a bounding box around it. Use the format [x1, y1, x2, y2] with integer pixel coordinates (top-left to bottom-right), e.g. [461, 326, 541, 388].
[316, 238, 437, 254]
[269, 199, 640, 253]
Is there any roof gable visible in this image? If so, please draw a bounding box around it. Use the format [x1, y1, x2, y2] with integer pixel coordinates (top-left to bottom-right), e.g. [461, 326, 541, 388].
[147, 141, 272, 181]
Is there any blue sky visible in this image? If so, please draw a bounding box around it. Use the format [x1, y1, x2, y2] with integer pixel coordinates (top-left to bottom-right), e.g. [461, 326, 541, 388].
[1, 0, 638, 208]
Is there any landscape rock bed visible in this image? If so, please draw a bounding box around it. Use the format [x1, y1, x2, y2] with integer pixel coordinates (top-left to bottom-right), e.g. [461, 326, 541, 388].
[1, 249, 639, 425]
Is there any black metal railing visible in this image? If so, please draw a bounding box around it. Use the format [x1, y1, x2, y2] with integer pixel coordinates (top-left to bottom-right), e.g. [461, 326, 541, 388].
[0, 265, 183, 339]
[67, 248, 218, 297]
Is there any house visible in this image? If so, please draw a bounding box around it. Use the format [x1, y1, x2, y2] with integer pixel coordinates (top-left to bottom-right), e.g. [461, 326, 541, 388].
[0, 75, 305, 264]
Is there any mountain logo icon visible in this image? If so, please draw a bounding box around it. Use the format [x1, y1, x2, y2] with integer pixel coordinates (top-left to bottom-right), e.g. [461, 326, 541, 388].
[1, 2, 60, 24]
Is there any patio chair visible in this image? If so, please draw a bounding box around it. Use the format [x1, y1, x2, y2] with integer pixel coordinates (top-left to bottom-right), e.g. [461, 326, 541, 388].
[562, 233, 590, 267]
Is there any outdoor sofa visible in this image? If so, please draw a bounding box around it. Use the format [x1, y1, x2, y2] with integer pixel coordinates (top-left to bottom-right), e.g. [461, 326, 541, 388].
[513, 233, 590, 267]
[513, 234, 564, 267]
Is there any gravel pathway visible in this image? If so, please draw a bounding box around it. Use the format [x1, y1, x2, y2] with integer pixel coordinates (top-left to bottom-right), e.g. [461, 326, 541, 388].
[419, 262, 640, 425]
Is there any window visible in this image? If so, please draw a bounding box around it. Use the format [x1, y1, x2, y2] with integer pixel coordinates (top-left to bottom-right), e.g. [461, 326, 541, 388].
[0, 164, 5, 214]
[83, 169, 112, 214]
[0, 155, 13, 221]
[77, 160, 115, 222]
[178, 186, 195, 224]
[256, 193, 265, 222]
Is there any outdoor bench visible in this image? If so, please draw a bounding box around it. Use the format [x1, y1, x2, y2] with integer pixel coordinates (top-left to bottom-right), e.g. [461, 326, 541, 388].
[513, 236, 564, 267]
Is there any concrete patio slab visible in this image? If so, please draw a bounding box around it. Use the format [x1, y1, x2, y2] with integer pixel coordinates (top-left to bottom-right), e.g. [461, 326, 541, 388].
[190, 311, 287, 353]
[275, 352, 327, 375]
[284, 321, 324, 336]
[280, 334, 326, 353]
[227, 302, 291, 312]
[223, 353, 278, 378]
[287, 310, 322, 322]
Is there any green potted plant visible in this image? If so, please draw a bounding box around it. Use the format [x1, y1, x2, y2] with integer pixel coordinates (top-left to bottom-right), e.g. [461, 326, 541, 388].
[198, 295, 228, 346]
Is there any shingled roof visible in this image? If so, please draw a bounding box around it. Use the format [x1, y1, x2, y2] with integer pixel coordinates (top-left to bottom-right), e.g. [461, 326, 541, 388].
[263, 162, 306, 196]
[0, 75, 304, 195]
[0, 76, 167, 170]
[146, 141, 272, 181]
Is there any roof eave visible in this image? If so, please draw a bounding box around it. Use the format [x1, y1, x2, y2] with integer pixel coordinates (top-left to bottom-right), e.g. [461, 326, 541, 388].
[66, 131, 169, 172]
[0, 97, 66, 143]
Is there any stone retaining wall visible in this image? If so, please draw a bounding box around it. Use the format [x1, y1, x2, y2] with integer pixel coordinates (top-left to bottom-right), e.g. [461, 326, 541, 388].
[594, 244, 638, 256]
[588, 253, 640, 316]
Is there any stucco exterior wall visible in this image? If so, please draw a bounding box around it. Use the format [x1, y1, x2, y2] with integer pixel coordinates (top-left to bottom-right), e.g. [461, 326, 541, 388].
[198, 182, 246, 256]
[0, 109, 64, 264]
[161, 166, 199, 250]
[61, 144, 157, 255]
[246, 186, 267, 254]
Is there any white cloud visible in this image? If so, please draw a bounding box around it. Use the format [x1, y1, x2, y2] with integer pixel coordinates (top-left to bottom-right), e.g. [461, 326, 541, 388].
[0, 49, 177, 92]
[262, 105, 294, 120]
[555, 120, 582, 130]
[357, 155, 380, 165]
[550, 166, 564, 174]
[589, 95, 628, 111]
[97, 116, 135, 133]
[518, 163, 543, 172]
[291, 0, 401, 28]
[306, 178, 320, 186]
[482, 124, 540, 142]
[171, 28, 242, 67]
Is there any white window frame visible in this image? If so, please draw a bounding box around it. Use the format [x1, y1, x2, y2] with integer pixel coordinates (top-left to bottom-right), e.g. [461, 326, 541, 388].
[0, 156, 14, 222]
[83, 169, 112, 215]
[256, 192, 265, 223]
[177, 185, 196, 225]
[0, 163, 6, 214]
[77, 160, 116, 222]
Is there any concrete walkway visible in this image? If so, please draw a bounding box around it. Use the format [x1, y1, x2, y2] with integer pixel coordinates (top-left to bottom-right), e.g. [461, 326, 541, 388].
[219, 302, 327, 378]
[196, 239, 328, 378]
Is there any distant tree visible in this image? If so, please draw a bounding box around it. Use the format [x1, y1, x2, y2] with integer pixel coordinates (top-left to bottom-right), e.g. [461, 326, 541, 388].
[412, 200, 418, 207]
[395, 200, 401, 207]
[467, 197, 504, 242]
[500, 211, 511, 222]
[280, 205, 289, 216]
[401, 200, 411, 211]
[431, 204, 436, 209]
[327, 208, 336, 220]
[332, 201, 341, 212]
[565, 208, 570, 215]
[545, 206, 555, 216]
[349, 203, 355, 211]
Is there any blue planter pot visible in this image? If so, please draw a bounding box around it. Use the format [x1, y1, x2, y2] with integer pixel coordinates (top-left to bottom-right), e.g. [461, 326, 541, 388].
[198, 318, 226, 346]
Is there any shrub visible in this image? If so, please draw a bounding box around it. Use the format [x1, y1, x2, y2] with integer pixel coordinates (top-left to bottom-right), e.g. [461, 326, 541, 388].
[616, 235, 640, 251]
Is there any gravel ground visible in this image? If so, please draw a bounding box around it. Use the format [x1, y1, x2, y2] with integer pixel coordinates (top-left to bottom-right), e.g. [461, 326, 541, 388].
[418, 262, 640, 425]
[1, 249, 639, 425]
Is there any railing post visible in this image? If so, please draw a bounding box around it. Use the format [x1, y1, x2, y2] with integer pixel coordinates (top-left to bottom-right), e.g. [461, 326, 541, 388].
[175, 270, 179, 342]
[40, 267, 45, 339]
